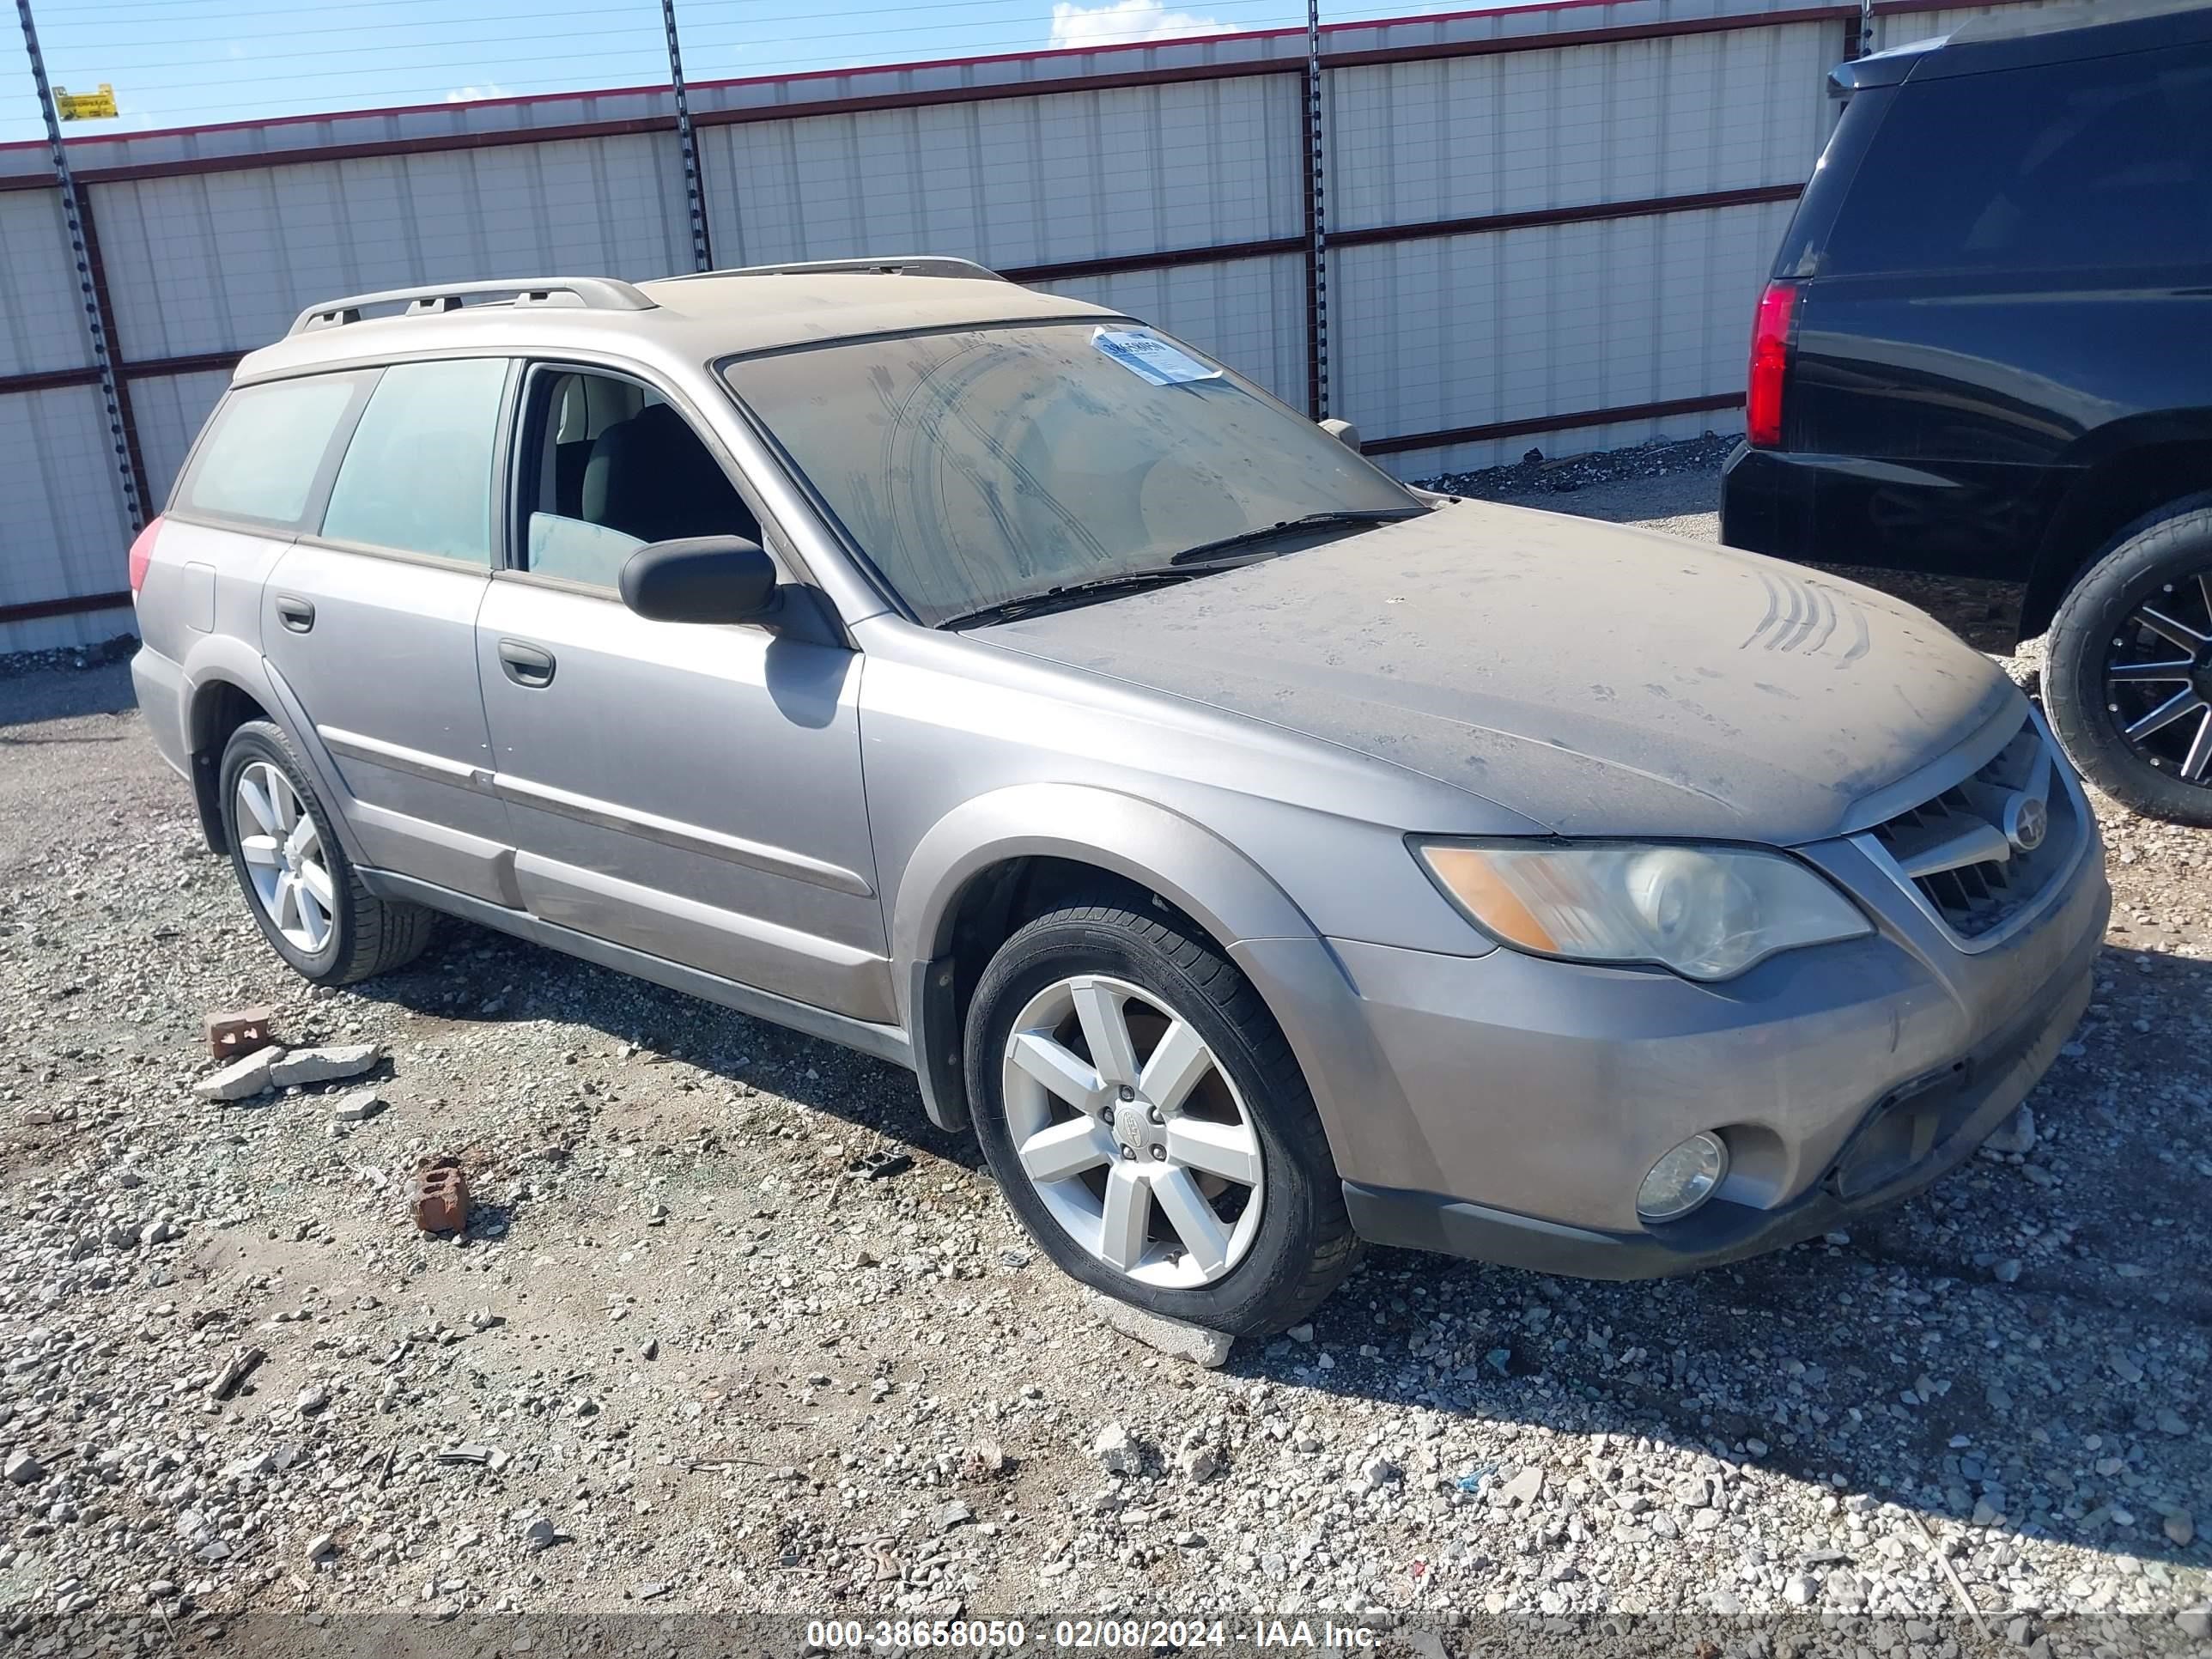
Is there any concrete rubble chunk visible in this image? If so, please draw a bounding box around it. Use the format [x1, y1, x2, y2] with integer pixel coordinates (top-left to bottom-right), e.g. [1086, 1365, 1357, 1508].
[209, 1346, 264, 1402]
[1984, 1104, 2036, 1155]
[1082, 1288, 1232, 1369]
[193, 1046, 287, 1102]
[1497, 1466, 1545, 1507]
[330, 1087, 385, 1123]
[269, 1043, 380, 1088]
[1091, 1422, 1140, 1475]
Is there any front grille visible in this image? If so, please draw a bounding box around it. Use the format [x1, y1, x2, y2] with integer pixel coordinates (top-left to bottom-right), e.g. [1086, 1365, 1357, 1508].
[1865, 716, 2081, 941]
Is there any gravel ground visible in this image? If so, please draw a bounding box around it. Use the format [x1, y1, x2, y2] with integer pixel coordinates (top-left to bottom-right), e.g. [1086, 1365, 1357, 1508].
[2, 464, 2207, 1656]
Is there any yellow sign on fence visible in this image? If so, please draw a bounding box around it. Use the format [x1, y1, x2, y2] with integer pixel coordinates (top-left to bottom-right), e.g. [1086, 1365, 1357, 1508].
[53, 84, 118, 121]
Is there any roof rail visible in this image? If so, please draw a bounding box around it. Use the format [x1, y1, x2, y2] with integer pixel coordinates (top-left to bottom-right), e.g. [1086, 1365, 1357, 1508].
[288, 276, 656, 336]
[658, 256, 1006, 284]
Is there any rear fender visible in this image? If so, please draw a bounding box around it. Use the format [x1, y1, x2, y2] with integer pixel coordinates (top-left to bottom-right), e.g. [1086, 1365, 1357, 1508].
[2023, 416, 2212, 636]
[179, 636, 368, 867]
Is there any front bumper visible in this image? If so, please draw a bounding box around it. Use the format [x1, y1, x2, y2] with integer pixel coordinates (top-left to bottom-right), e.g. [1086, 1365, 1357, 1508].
[1342, 937, 2094, 1278]
[1257, 805, 2109, 1279]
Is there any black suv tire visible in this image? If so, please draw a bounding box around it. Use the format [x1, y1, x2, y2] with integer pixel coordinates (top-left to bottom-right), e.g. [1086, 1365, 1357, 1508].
[219, 720, 437, 984]
[964, 895, 1358, 1339]
[2045, 499, 2212, 828]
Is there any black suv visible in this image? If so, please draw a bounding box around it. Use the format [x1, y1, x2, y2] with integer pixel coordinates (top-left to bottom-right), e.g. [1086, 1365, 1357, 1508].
[1721, 0, 2212, 824]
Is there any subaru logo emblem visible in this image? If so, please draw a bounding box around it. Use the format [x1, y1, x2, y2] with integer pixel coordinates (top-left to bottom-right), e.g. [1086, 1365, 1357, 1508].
[2006, 795, 2048, 854]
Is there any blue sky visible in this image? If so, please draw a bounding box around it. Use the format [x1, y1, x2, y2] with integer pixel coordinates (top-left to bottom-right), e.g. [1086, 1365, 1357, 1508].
[0, 0, 1449, 145]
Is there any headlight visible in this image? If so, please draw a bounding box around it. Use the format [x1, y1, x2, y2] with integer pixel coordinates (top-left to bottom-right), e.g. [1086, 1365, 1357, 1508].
[1413, 840, 1870, 981]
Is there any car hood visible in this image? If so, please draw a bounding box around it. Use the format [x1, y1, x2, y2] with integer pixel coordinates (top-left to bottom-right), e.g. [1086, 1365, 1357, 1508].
[982, 500, 2022, 844]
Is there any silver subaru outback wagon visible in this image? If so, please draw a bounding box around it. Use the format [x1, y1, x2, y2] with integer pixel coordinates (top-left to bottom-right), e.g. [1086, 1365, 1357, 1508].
[130, 260, 2110, 1337]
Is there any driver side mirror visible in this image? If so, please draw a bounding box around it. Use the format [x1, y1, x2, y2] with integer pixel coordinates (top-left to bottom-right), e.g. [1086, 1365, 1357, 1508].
[1319, 417, 1362, 453]
[618, 535, 780, 625]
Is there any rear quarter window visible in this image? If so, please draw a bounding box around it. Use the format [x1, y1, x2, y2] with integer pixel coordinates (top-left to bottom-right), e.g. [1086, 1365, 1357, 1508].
[175, 374, 368, 526]
[1822, 43, 2212, 276]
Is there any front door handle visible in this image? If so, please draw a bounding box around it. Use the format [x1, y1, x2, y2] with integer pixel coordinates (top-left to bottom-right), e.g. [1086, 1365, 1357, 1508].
[497, 638, 556, 688]
[274, 595, 315, 633]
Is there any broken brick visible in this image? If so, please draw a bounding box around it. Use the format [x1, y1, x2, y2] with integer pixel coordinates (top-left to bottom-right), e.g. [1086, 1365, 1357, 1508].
[203, 1006, 276, 1060]
[412, 1156, 471, 1234]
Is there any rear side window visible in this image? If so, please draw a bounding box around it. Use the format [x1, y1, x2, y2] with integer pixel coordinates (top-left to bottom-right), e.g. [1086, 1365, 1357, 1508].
[176, 374, 365, 526]
[1824, 44, 2212, 276]
[320, 358, 512, 564]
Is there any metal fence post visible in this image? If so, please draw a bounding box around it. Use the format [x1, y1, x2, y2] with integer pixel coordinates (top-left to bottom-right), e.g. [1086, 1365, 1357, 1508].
[660, 0, 715, 272]
[1859, 0, 1875, 56]
[14, 0, 145, 532]
[1303, 0, 1329, 420]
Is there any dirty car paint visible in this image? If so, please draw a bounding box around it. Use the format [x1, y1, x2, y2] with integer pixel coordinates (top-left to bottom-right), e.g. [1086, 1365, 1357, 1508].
[981, 499, 2023, 845]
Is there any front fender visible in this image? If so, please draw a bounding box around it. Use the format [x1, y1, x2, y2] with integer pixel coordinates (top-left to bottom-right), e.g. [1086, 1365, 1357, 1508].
[890, 782, 1320, 1005]
[890, 783, 1402, 1142]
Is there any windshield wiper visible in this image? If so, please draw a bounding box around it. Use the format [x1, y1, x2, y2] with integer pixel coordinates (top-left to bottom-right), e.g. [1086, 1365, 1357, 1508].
[1168, 507, 1423, 566]
[935, 568, 1194, 630]
[933, 507, 1423, 629]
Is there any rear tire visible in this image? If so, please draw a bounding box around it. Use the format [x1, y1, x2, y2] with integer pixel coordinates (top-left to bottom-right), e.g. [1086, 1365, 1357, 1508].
[219, 720, 435, 985]
[964, 894, 1358, 1339]
[2045, 500, 2212, 827]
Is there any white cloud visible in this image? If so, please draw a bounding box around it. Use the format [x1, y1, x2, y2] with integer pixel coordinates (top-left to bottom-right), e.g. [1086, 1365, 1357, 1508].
[1048, 0, 1227, 52]
[442, 84, 511, 105]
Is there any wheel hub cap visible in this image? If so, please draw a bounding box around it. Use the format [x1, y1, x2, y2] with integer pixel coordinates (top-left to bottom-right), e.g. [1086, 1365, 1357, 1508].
[1111, 1095, 1166, 1157]
[2101, 571, 2212, 787]
[235, 761, 335, 954]
[999, 973, 1265, 1291]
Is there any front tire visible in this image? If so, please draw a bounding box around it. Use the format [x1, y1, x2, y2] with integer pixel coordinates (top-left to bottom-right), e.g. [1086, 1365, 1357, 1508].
[964, 895, 1358, 1339]
[2045, 499, 2212, 827]
[219, 720, 435, 986]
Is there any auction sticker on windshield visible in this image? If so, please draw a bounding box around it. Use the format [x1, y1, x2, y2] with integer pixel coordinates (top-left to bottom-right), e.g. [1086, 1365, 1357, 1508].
[1092, 327, 1222, 386]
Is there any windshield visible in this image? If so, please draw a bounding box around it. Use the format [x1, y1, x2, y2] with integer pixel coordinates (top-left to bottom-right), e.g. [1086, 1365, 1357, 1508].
[723, 321, 1418, 626]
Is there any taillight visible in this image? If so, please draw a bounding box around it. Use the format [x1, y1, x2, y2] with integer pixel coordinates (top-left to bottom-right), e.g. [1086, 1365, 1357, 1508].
[1746, 281, 1798, 449]
[127, 516, 164, 597]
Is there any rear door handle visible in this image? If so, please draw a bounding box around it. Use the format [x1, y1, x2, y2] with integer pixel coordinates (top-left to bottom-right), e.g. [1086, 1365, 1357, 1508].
[274, 595, 315, 633]
[497, 638, 556, 688]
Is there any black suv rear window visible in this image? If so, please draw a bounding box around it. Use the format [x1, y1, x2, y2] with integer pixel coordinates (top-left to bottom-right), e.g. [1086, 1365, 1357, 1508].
[1823, 43, 2212, 276]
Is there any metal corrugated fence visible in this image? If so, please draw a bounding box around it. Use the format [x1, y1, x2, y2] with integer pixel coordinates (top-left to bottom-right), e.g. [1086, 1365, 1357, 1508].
[0, 0, 2050, 654]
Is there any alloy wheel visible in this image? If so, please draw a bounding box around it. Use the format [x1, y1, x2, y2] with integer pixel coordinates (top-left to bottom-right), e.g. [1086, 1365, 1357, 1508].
[235, 761, 336, 954]
[2103, 570, 2212, 787]
[999, 974, 1265, 1289]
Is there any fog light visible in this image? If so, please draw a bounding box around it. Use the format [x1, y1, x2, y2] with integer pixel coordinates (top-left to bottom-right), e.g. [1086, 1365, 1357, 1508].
[1638, 1133, 1729, 1223]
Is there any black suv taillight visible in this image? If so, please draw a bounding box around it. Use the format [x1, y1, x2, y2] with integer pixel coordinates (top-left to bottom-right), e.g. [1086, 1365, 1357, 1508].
[1746, 281, 1798, 448]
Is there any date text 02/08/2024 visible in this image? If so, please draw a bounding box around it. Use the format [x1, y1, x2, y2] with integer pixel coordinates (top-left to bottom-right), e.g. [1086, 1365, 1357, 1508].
[804, 1619, 1382, 1650]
